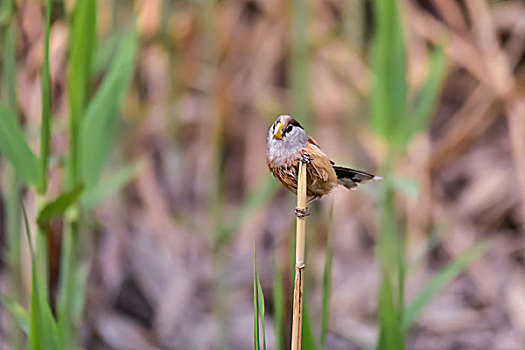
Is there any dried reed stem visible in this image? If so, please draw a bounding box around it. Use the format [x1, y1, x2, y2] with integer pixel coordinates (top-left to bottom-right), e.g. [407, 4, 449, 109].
[291, 161, 307, 350]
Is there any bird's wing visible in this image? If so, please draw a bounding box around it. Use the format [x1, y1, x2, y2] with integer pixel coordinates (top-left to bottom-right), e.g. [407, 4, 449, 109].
[303, 143, 337, 184]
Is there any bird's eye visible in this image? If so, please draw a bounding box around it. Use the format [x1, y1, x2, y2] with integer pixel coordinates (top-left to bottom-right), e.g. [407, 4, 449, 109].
[285, 125, 293, 133]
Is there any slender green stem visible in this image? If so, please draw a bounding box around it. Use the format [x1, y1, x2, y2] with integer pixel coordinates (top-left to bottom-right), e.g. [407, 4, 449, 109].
[39, 0, 52, 194]
[320, 207, 334, 350]
[36, 195, 49, 299]
[57, 219, 79, 349]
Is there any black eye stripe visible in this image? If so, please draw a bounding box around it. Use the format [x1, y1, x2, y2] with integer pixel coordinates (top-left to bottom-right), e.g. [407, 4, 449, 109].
[288, 119, 303, 129]
[284, 125, 293, 133]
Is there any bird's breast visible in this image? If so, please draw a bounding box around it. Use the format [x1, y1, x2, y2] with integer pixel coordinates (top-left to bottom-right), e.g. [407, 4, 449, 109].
[266, 139, 303, 166]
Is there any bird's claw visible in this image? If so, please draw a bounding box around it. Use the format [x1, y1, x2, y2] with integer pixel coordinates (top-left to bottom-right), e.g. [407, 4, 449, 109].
[295, 207, 310, 218]
[300, 153, 312, 164]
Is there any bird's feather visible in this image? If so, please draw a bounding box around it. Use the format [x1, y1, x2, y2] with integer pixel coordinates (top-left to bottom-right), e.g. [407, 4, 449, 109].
[333, 166, 380, 190]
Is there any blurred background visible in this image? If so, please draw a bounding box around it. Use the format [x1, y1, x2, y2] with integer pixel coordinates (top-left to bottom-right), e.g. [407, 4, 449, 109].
[1, 0, 525, 349]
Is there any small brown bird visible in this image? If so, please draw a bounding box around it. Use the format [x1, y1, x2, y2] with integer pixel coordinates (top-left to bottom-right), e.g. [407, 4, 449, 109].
[266, 115, 380, 216]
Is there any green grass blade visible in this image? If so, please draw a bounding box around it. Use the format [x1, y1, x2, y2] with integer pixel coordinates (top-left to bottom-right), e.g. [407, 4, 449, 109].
[0, 0, 13, 24]
[377, 273, 404, 350]
[253, 248, 266, 350]
[28, 265, 42, 350]
[402, 241, 489, 331]
[71, 262, 89, 321]
[23, 205, 58, 350]
[254, 248, 261, 350]
[22, 206, 39, 350]
[57, 258, 88, 349]
[376, 182, 405, 350]
[81, 159, 145, 209]
[39, 0, 52, 193]
[301, 302, 317, 350]
[57, 222, 77, 350]
[0, 103, 40, 185]
[37, 184, 84, 228]
[406, 46, 446, 144]
[320, 221, 333, 350]
[28, 262, 59, 350]
[79, 29, 137, 186]
[93, 28, 122, 74]
[272, 259, 284, 350]
[257, 268, 266, 350]
[370, 0, 407, 149]
[0, 291, 30, 334]
[21, 206, 35, 261]
[69, 0, 97, 185]
[40, 293, 59, 349]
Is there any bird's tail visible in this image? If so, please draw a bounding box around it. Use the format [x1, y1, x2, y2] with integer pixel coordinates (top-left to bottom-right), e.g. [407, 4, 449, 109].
[333, 166, 382, 190]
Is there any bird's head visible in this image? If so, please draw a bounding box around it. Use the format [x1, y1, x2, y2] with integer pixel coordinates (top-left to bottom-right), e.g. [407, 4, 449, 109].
[270, 115, 305, 141]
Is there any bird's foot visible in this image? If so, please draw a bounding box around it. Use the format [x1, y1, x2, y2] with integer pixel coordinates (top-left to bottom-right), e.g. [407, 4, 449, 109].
[295, 207, 311, 218]
[300, 153, 312, 164]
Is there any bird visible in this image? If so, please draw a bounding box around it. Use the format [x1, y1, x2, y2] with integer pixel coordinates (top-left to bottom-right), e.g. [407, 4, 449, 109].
[266, 115, 381, 217]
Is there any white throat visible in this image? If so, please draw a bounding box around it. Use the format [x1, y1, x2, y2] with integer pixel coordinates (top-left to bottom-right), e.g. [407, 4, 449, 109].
[266, 130, 308, 164]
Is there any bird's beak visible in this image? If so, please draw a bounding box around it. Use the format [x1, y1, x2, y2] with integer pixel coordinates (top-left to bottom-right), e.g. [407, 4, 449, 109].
[273, 122, 283, 140]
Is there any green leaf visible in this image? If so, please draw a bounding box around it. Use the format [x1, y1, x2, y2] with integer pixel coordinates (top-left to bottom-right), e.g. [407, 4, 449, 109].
[0, 0, 13, 24]
[93, 28, 122, 74]
[81, 159, 145, 209]
[23, 205, 59, 350]
[370, 0, 407, 150]
[28, 265, 42, 350]
[57, 223, 78, 349]
[254, 249, 261, 350]
[402, 241, 489, 331]
[253, 248, 266, 350]
[0, 292, 30, 334]
[272, 259, 284, 350]
[72, 263, 89, 321]
[69, 0, 97, 185]
[257, 269, 266, 350]
[320, 222, 333, 350]
[37, 185, 84, 228]
[79, 29, 137, 186]
[0, 103, 40, 186]
[406, 46, 446, 144]
[301, 302, 317, 350]
[28, 262, 59, 350]
[39, 0, 52, 193]
[376, 182, 406, 350]
[377, 273, 405, 350]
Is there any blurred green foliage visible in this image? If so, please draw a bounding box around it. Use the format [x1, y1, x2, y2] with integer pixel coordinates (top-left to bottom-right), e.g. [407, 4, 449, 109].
[370, 1, 486, 350]
[0, 0, 138, 348]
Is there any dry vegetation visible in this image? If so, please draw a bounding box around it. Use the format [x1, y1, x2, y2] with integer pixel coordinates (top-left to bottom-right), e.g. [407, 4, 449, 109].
[1, 0, 525, 349]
